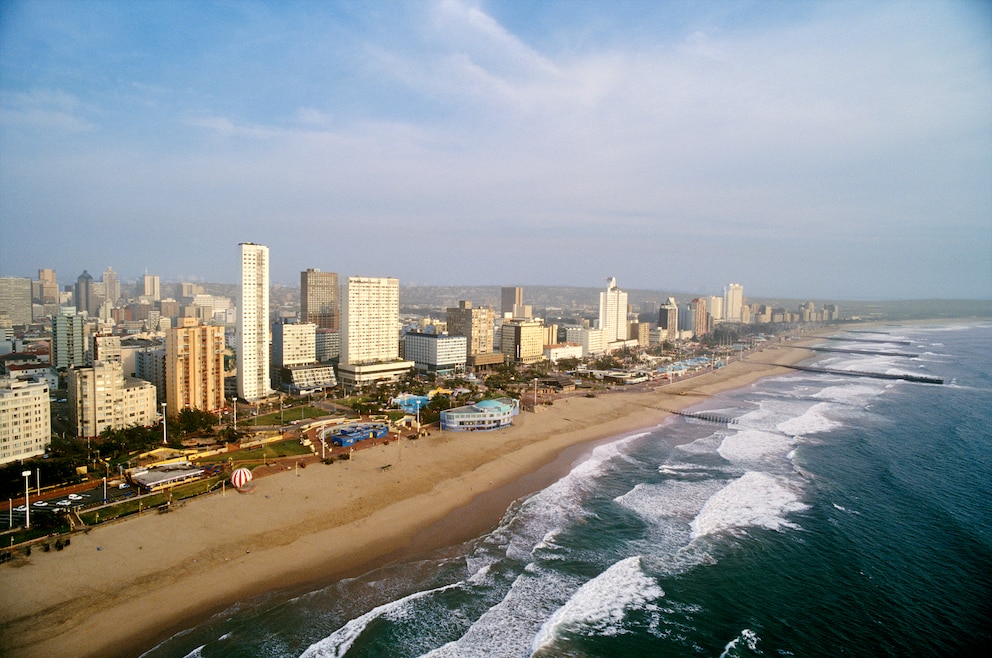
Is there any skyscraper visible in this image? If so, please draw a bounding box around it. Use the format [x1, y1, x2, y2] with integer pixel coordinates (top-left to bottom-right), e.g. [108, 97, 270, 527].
[446, 300, 495, 357]
[37, 268, 58, 305]
[338, 276, 412, 388]
[52, 308, 86, 370]
[598, 276, 628, 344]
[102, 267, 120, 306]
[237, 242, 270, 402]
[658, 297, 679, 341]
[301, 269, 339, 330]
[724, 283, 744, 323]
[500, 287, 523, 317]
[75, 270, 96, 316]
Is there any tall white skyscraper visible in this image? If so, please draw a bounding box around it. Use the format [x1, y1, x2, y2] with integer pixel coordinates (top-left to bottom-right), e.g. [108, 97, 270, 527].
[338, 276, 412, 388]
[598, 276, 628, 343]
[724, 283, 744, 323]
[237, 242, 270, 402]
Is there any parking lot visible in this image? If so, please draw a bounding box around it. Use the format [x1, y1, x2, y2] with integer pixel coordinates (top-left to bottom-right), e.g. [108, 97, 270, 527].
[5, 482, 136, 527]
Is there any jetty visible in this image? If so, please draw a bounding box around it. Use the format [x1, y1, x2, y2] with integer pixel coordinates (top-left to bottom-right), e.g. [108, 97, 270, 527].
[661, 407, 739, 425]
[776, 364, 942, 385]
[810, 347, 919, 358]
[824, 336, 913, 346]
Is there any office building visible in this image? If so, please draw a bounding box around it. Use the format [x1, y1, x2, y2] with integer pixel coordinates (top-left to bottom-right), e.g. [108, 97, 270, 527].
[692, 298, 710, 338]
[75, 270, 102, 317]
[315, 329, 340, 362]
[445, 300, 502, 368]
[565, 327, 606, 358]
[68, 361, 158, 439]
[0, 277, 32, 326]
[37, 269, 58, 305]
[500, 318, 545, 364]
[142, 274, 161, 302]
[501, 287, 523, 317]
[598, 277, 628, 344]
[301, 269, 339, 330]
[102, 267, 120, 306]
[272, 320, 316, 368]
[0, 377, 51, 464]
[237, 243, 271, 402]
[707, 295, 724, 323]
[166, 318, 226, 414]
[338, 276, 412, 388]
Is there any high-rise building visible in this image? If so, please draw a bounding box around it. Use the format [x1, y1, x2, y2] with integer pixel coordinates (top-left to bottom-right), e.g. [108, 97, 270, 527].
[142, 274, 161, 302]
[102, 267, 121, 306]
[301, 269, 339, 330]
[402, 332, 467, 373]
[500, 318, 545, 364]
[68, 361, 157, 438]
[338, 276, 412, 388]
[38, 269, 58, 305]
[52, 308, 86, 370]
[0, 277, 32, 326]
[724, 284, 744, 323]
[0, 377, 51, 464]
[598, 277, 628, 344]
[166, 317, 226, 413]
[501, 287, 523, 317]
[90, 334, 122, 365]
[658, 298, 679, 341]
[706, 295, 724, 322]
[237, 243, 270, 402]
[692, 298, 710, 338]
[446, 300, 495, 357]
[75, 270, 98, 317]
[272, 321, 316, 368]
[135, 348, 167, 403]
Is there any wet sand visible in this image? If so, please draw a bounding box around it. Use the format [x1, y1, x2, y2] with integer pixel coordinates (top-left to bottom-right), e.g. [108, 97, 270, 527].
[0, 339, 817, 658]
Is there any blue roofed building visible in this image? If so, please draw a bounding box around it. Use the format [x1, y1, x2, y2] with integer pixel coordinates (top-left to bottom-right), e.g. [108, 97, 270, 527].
[440, 397, 519, 432]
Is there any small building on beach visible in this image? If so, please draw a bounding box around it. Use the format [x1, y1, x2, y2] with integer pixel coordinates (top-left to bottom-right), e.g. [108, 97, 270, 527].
[440, 397, 519, 432]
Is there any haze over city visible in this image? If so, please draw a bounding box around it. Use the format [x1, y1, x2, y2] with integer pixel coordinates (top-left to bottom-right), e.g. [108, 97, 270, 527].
[1, 0, 990, 300]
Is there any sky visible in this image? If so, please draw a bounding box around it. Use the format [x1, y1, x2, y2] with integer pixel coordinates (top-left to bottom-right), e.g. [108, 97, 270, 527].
[1, 0, 990, 300]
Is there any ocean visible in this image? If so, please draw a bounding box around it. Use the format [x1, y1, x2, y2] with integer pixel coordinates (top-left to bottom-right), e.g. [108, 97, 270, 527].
[143, 323, 992, 658]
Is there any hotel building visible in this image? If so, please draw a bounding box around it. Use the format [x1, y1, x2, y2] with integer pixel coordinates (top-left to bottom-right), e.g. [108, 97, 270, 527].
[338, 276, 413, 389]
[599, 277, 628, 344]
[301, 269, 340, 331]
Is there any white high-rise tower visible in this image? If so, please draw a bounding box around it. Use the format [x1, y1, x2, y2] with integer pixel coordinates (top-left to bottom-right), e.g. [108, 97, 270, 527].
[337, 276, 412, 389]
[598, 276, 628, 343]
[724, 283, 744, 323]
[237, 243, 271, 402]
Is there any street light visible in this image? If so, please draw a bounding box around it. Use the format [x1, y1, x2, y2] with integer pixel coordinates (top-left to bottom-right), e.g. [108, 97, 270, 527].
[21, 470, 31, 529]
[161, 402, 167, 444]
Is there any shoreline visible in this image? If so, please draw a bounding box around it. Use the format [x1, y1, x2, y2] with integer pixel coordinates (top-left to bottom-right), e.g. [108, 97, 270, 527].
[0, 339, 820, 658]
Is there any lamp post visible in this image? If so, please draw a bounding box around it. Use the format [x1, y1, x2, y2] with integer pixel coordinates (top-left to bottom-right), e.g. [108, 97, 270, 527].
[21, 470, 31, 529]
[161, 402, 167, 444]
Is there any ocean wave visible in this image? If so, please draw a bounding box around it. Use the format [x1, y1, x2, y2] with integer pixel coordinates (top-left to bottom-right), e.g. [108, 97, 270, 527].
[299, 581, 462, 657]
[690, 471, 808, 540]
[719, 628, 761, 657]
[531, 556, 664, 655]
[718, 429, 796, 468]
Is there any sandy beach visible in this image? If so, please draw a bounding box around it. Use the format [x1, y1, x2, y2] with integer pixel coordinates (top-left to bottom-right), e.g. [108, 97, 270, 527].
[0, 340, 817, 658]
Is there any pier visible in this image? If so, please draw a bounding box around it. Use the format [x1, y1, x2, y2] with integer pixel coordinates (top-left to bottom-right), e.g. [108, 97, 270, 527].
[661, 408, 739, 425]
[824, 336, 913, 346]
[810, 347, 920, 358]
[775, 364, 943, 385]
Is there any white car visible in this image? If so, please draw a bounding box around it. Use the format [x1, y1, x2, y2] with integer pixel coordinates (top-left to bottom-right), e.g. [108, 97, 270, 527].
[68, 493, 83, 501]
[32, 501, 48, 507]
[56, 500, 72, 506]
[14, 505, 26, 512]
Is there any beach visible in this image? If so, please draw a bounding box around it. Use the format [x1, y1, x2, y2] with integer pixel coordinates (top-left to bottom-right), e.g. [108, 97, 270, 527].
[0, 340, 816, 658]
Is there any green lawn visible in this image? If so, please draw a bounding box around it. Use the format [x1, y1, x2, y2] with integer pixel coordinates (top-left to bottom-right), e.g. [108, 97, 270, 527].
[249, 405, 326, 426]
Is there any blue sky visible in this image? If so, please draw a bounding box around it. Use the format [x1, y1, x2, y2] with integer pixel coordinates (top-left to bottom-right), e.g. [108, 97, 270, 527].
[1, 0, 989, 299]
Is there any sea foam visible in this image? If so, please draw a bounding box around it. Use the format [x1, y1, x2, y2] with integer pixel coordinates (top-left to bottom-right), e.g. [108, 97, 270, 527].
[690, 471, 808, 540]
[531, 556, 664, 654]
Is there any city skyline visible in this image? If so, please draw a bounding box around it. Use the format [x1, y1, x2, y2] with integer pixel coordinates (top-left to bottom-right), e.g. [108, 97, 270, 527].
[1, 1, 989, 300]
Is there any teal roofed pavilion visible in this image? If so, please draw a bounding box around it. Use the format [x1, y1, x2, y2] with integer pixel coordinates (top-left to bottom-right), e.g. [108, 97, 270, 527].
[440, 397, 519, 432]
